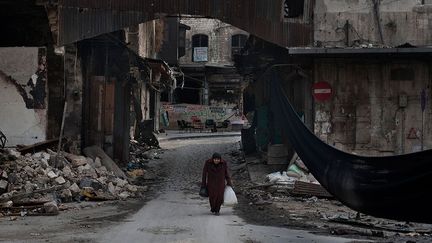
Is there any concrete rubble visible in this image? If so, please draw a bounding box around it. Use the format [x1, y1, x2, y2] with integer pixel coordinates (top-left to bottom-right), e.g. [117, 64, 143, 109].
[0, 147, 148, 217]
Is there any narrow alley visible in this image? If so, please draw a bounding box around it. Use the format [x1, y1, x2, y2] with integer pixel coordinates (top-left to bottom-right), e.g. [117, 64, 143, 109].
[2, 1, 432, 242]
[98, 136, 360, 243]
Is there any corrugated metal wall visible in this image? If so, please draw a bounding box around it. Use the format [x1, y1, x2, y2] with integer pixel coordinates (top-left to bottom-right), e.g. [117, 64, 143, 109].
[57, 0, 312, 47]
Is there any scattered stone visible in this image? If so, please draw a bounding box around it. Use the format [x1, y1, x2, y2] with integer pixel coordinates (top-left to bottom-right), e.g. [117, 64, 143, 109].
[69, 183, 81, 195]
[9, 216, 18, 221]
[41, 152, 50, 160]
[55, 176, 66, 185]
[24, 182, 34, 193]
[23, 166, 35, 175]
[43, 201, 59, 215]
[114, 178, 128, 188]
[107, 182, 116, 196]
[0, 179, 8, 192]
[80, 178, 103, 191]
[94, 157, 102, 168]
[96, 176, 107, 185]
[35, 167, 46, 175]
[62, 166, 73, 178]
[126, 185, 138, 193]
[40, 159, 49, 169]
[47, 171, 57, 179]
[60, 189, 72, 202]
[1, 170, 8, 179]
[0, 201, 13, 208]
[65, 153, 87, 167]
[7, 149, 21, 158]
[118, 191, 130, 200]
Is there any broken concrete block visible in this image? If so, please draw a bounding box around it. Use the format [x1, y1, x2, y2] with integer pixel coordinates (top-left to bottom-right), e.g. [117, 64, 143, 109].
[107, 182, 116, 196]
[35, 167, 46, 175]
[23, 166, 35, 175]
[83, 146, 127, 179]
[7, 173, 17, 184]
[24, 182, 34, 193]
[96, 176, 107, 185]
[47, 171, 58, 179]
[1, 170, 8, 179]
[69, 183, 81, 195]
[86, 157, 95, 167]
[82, 165, 98, 178]
[126, 185, 138, 193]
[43, 201, 59, 215]
[62, 166, 72, 178]
[95, 166, 109, 177]
[60, 189, 72, 202]
[7, 149, 21, 158]
[65, 153, 88, 167]
[79, 177, 103, 191]
[55, 176, 66, 185]
[94, 157, 102, 168]
[0, 180, 8, 193]
[40, 159, 49, 169]
[118, 191, 130, 200]
[114, 178, 128, 188]
[41, 152, 50, 161]
[0, 201, 13, 208]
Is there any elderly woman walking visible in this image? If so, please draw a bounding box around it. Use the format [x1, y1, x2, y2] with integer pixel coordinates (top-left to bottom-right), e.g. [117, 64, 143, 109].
[201, 152, 232, 215]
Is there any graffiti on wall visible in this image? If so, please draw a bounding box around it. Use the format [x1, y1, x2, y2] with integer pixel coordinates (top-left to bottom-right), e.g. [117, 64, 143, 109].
[161, 103, 242, 128]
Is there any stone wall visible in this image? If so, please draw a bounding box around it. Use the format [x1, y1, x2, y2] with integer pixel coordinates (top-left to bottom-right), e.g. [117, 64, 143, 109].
[313, 58, 432, 155]
[314, 0, 432, 47]
[179, 18, 249, 65]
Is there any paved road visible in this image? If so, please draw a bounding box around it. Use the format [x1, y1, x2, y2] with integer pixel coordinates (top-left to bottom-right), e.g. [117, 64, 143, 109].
[99, 137, 361, 243]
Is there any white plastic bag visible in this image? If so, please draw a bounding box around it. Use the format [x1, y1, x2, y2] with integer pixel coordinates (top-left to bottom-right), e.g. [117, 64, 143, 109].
[223, 186, 238, 206]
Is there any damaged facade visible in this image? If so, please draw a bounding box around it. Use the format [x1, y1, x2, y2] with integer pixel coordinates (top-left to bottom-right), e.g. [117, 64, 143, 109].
[1, 0, 430, 160]
[239, 0, 432, 156]
[0, 2, 175, 164]
[160, 18, 248, 130]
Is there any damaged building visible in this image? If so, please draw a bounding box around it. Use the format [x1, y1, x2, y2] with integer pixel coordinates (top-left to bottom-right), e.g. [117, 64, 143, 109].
[0, 1, 176, 164]
[238, 0, 432, 156]
[159, 18, 249, 131]
[1, 0, 431, 165]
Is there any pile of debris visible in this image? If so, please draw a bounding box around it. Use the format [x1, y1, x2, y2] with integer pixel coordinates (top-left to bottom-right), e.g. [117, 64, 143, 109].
[264, 155, 332, 198]
[0, 147, 145, 216]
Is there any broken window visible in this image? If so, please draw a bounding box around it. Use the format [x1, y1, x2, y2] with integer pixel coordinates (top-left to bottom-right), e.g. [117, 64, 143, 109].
[192, 34, 208, 48]
[231, 34, 248, 57]
[192, 34, 208, 62]
[283, 0, 304, 18]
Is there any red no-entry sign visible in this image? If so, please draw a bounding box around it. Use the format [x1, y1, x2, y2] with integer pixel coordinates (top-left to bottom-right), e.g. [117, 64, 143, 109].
[312, 82, 332, 102]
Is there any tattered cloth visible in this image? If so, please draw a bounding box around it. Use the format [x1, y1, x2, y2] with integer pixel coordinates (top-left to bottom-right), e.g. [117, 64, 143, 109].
[269, 72, 432, 224]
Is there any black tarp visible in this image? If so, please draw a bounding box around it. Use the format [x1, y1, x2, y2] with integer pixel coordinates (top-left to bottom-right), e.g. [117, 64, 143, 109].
[269, 72, 432, 223]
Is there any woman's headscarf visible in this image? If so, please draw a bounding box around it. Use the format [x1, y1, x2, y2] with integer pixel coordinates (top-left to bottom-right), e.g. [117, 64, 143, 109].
[212, 153, 221, 159]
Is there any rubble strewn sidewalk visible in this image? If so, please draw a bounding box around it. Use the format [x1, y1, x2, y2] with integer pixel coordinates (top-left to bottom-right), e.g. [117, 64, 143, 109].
[228, 148, 432, 243]
[0, 147, 147, 217]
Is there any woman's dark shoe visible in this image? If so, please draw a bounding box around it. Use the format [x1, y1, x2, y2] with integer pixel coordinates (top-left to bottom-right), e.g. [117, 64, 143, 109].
[214, 212, 220, 216]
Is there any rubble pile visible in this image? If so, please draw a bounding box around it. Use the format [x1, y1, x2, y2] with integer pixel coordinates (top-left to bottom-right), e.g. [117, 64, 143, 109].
[265, 157, 319, 186]
[0, 148, 145, 207]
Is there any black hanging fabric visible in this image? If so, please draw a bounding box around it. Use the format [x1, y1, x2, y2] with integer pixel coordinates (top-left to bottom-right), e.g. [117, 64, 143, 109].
[269, 72, 432, 223]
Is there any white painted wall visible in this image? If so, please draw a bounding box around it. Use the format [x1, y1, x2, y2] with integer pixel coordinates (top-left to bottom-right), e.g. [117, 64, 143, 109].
[0, 47, 47, 146]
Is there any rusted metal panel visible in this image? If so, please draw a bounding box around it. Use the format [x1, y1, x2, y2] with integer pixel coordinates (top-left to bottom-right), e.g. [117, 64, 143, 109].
[56, 0, 312, 47]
